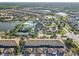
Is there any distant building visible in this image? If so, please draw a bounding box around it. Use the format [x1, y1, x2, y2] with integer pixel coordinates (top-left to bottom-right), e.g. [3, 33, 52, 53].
[68, 17, 79, 30]
[56, 12, 68, 17]
[22, 16, 29, 21]
[43, 15, 53, 19]
[0, 16, 14, 21]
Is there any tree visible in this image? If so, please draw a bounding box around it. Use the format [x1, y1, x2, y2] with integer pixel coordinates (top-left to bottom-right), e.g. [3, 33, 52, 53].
[65, 38, 73, 49]
[50, 35, 54, 39]
[19, 37, 25, 52]
[15, 46, 20, 55]
[0, 49, 2, 55]
[58, 29, 65, 36]
[52, 32, 57, 39]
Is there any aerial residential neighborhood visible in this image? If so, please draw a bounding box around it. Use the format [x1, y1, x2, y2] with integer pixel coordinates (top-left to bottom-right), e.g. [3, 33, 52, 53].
[0, 2, 79, 56]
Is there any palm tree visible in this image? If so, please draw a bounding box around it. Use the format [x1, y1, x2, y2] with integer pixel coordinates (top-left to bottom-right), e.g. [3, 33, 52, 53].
[0, 49, 2, 55]
[19, 37, 26, 53]
[14, 46, 20, 55]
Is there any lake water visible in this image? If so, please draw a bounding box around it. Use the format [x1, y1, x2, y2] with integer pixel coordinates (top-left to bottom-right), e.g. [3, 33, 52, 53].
[0, 21, 21, 32]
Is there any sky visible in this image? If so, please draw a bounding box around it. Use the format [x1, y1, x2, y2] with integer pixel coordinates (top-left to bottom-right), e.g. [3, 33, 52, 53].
[0, 0, 79, 2]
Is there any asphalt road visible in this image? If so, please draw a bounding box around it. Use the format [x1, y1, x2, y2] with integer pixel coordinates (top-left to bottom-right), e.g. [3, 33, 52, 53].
[64, 28, 79, 42]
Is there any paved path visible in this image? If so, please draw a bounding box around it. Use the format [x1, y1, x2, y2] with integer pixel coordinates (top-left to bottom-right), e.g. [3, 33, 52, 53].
[64, 28, 79, 43]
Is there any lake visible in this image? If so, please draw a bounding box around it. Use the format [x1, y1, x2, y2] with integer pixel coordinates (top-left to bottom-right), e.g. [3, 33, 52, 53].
[0, 21, 21, 32]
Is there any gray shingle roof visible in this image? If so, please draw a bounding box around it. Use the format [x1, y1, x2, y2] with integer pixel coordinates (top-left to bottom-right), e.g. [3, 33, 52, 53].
[25, 40, 64, 47]
[0, 40, 17, 46]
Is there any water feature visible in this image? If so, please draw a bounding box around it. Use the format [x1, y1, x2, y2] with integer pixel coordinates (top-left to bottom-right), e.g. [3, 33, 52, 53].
[0, 21, 21, 32]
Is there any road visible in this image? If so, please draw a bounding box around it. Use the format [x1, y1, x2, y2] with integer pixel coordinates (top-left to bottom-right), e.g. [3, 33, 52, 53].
[64, 28, 79, 44]
[7, 9, 43, 20]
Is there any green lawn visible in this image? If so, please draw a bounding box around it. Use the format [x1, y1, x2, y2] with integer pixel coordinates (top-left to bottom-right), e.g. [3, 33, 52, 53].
[0, 5, 19, 9]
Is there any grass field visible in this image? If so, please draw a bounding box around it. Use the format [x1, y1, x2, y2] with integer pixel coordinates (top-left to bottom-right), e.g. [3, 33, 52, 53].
[0, 5, 19, 9]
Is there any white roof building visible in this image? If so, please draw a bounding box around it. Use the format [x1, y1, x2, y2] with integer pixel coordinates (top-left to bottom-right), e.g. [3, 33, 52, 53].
[56, 12, 68, 16]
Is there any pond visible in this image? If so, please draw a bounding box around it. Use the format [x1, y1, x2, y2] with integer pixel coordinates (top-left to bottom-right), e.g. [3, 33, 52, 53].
[0, 21, 21, 32]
